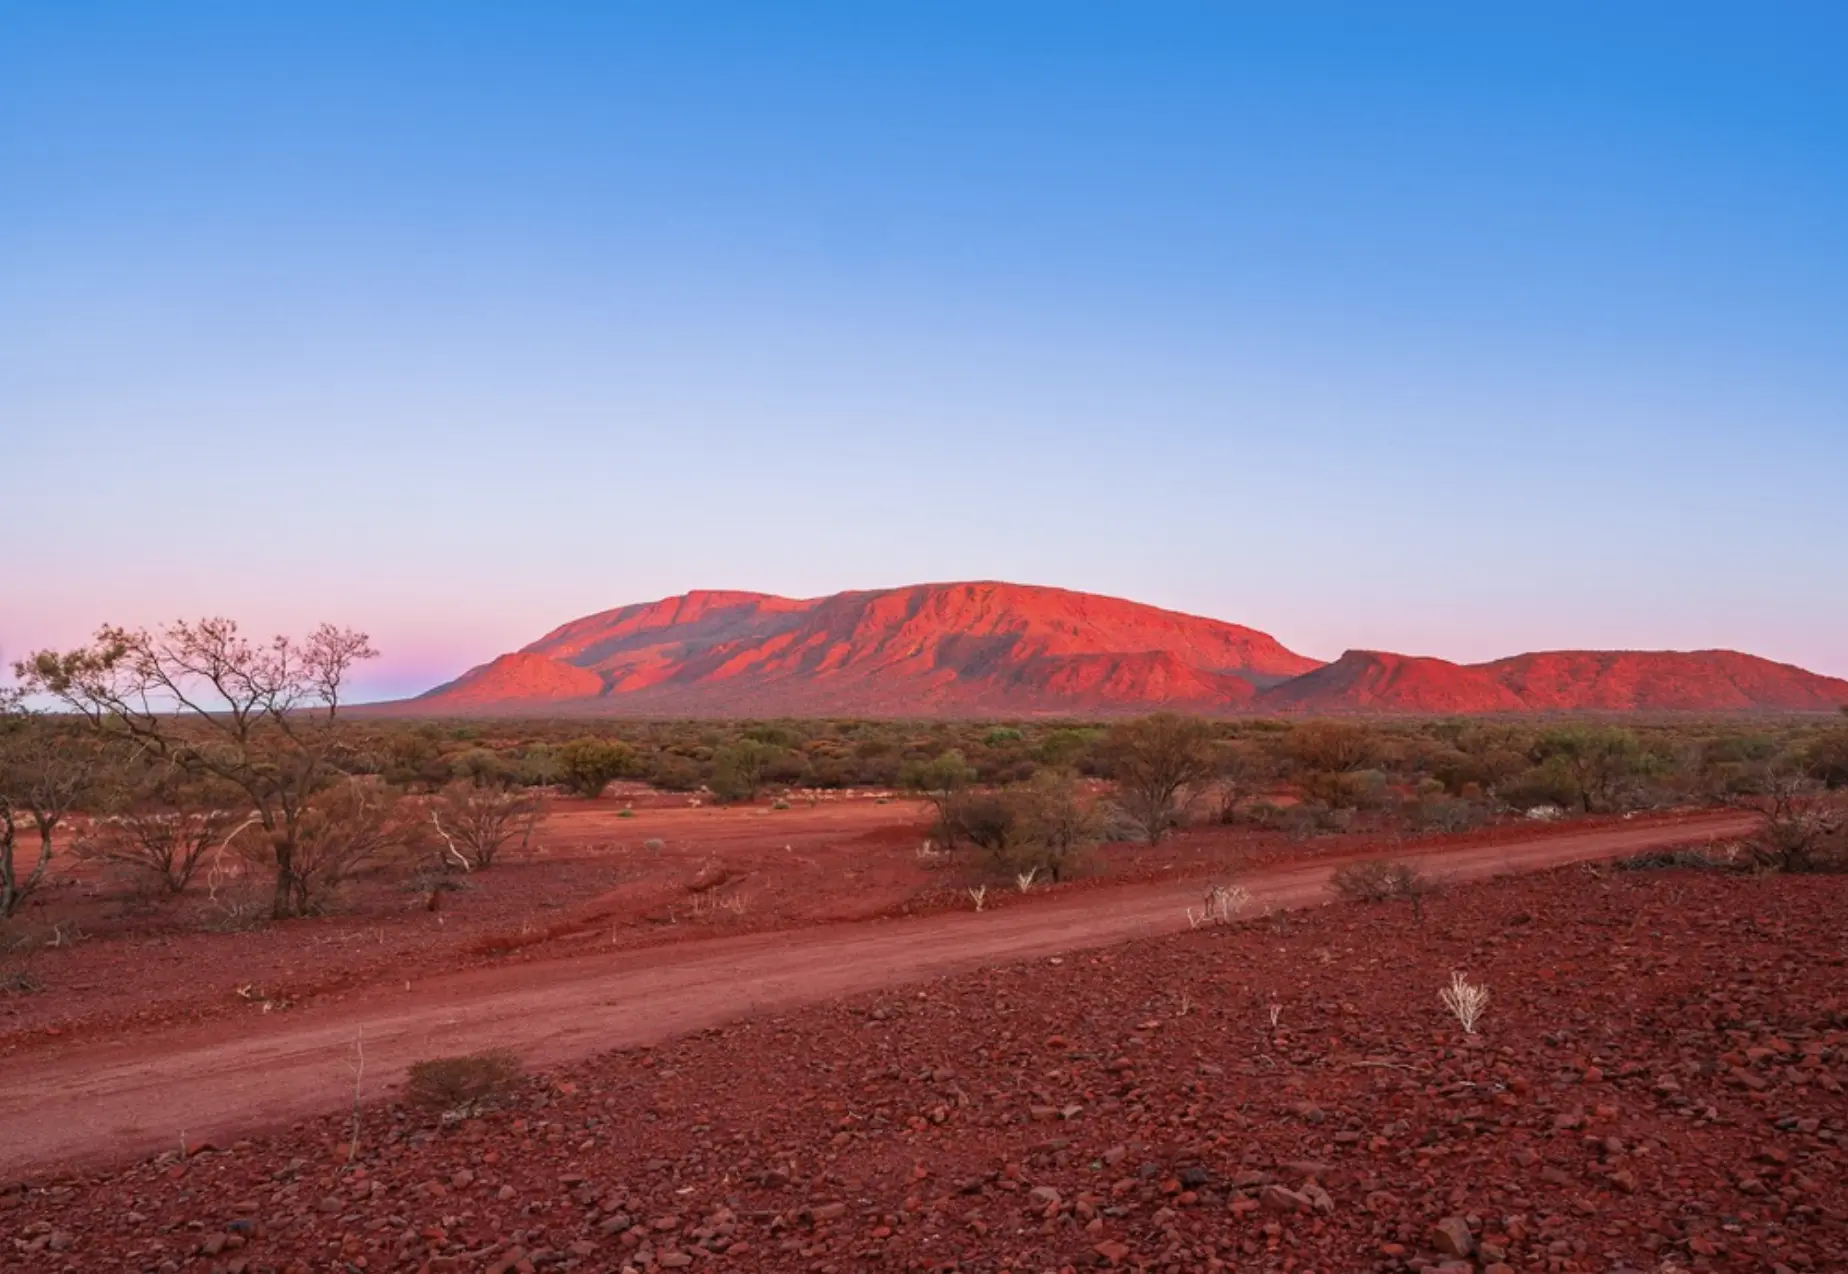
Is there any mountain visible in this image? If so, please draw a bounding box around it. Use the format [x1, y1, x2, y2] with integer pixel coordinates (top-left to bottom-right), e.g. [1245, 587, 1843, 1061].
[1257, 648, 1848, 715]
[412, 582, 1320, 716]
[404, 581, 1848, 717]
[1255, 651, 1528, 714]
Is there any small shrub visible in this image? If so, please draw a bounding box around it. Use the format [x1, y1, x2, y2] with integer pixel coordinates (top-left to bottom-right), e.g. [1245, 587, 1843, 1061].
[1440, 970, 1490, 1034]
[1615, 847, 1731, 872]
[405, 1050, 523, 1110]
[1, 964, 42, 995]
[1329, 859, 1439, 917]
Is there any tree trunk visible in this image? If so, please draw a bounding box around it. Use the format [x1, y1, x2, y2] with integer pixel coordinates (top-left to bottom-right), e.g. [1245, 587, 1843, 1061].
[271, 838, 297, 919]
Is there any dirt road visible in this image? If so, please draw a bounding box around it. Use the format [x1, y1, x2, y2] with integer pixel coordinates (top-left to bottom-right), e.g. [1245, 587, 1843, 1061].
[0, 811, 1753, 1180]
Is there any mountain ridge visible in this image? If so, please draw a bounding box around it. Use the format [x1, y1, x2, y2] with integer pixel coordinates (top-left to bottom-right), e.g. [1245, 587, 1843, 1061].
[402, 581, 1848, 716]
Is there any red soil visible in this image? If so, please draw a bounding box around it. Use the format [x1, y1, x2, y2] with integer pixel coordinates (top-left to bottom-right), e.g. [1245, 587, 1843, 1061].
[0, 808, 1751, 1183]
[397, 581, 1848, 717]
[5, 820, 1840, 1274]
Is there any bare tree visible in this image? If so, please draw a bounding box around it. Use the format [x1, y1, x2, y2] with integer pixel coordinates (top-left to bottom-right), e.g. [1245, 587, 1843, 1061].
[428, 780, 547, 871]
[0, 699, 101, 917]
[17, 618, 378, 919]
[1104, 713, 1219, 843]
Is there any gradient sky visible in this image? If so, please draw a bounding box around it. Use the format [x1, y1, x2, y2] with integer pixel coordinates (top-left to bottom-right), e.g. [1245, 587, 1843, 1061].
[4, 2, 1845, 700]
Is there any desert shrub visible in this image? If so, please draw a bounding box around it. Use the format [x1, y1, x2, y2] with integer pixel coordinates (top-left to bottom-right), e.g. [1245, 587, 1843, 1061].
[247, 780, 420, 914]
[1494, 764, 1582, 814]
[900, 750, 978, 847]
[961, 772, 1102, 882]
[380, 727, 455, 791]
[515, 743, 562, 787]
[1214, 740, 1274, 822]
[1299, 767, 1392, 811]
[957, 792, 1018, 854]
[1807, 724, 1848, 790]
[405, 1050, 523, 1110]
[78, 803, 251, 895]
[1329, 858, 1438, 916]
[1409, 795, 1491, 835]
[709, 740, 782, 803]
[1284, 721, 1379, 775]
[1615, 847, 1732, 872]
[557, 738, 637, 799]
[1103, 713, 1218, 843]
[428, 780, 547, 871]
[448, 747, 516, 789]
[1744, 775, 1847, 873]
[1003, 770, 1102, 882]
[1530, 726, 1654, 813]
[983, 726, 1023, 747]
[647, 753, 704, 792]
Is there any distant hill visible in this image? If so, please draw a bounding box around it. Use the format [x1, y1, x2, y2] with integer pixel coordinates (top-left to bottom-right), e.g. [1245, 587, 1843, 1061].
[400, 581, 1848, 716]
[1258, 648, 1848, 714]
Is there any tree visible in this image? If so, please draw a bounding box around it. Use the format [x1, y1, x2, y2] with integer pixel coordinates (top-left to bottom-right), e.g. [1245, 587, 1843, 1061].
[1531, 726, 1649, 813]
[0, 704, 101, 916]
[1005, 769, 1102, 881]
[1740, 764, 1847, 873]
[1807, 721, 1848, 790]
[428, 780, 547, 870]
[1284, 721, 1378, 775]
[1215, 740, 1275, 823]
[899, 749, 977, 847]
[271, 778, 419, 913]
[555, 737, 636, 799]
[17, 618, 377, 919]
[709, 739, 782, 803]
[1104, 713, 1218, 843]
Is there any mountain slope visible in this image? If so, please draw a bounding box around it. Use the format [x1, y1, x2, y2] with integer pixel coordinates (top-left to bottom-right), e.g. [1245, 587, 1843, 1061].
[1258, 648, 1848, 715]
[415, 581, 1320, 715]
[406, 581, 1848, 717]
[1256, 650, 1528, 713]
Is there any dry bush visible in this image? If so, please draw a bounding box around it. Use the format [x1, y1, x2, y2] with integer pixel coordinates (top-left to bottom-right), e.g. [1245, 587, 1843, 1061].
[1744, 776, 1847, 873]
[77, 798, 254, 895]
[1104, 713, 1218, 843]
[405, 1049, 523, 1110]
[428, 780, 547, 871]
[1329, 858, 1440, 917]
[963, 772, 1102, 883]
[243, 779, 421, 914]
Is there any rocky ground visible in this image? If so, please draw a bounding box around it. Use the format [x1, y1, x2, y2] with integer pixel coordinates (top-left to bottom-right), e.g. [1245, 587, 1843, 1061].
[6, 861, 1844, 1274]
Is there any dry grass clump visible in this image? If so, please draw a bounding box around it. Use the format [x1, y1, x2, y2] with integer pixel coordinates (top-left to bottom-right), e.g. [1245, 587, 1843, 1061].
[405, 1049, 523, 1110]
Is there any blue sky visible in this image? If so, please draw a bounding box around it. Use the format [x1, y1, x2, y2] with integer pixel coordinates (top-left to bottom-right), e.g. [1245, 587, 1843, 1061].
[3, 2, 1844, 698]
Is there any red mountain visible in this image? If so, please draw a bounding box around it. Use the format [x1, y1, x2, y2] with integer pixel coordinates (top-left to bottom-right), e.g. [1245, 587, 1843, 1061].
[1259, 648, 1848, 715]
[413, 582, 1321, 716]
[1256, 651, 1527, 714]
[405, 582, 1848, 717]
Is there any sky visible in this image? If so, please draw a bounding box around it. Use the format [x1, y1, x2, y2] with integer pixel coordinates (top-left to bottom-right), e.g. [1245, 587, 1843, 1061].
[3, 2, 1845, 700]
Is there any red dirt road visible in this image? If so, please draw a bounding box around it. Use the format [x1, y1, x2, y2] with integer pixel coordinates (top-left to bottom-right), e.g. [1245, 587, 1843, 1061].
[0, 811, 1753, 1181]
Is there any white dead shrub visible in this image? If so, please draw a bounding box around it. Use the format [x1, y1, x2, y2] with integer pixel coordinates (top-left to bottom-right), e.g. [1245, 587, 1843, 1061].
[1440, 970, 1490, 1034]
[1187, 881, 1251, 928]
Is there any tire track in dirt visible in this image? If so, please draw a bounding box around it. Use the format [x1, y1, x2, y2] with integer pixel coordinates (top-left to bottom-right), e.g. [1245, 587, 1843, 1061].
[0, 811, 1753, 1180]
